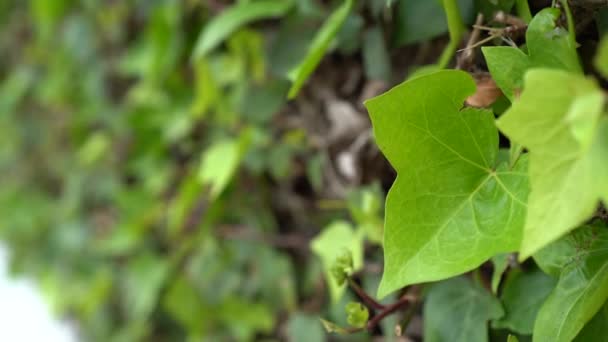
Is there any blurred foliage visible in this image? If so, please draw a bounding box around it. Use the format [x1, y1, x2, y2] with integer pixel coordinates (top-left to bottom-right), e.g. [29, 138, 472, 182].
[0, 0, 392, 340]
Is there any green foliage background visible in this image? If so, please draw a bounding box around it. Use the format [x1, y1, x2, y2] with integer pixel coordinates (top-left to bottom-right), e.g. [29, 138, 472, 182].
[0, 0, 389, 340]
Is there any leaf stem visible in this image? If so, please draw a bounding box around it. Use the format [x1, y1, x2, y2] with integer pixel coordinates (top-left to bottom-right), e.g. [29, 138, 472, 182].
[366, 294, 415, 331]
[438, 0, 464, 68]
[560, 0, 577, 48]
[348, 278, 386, 310]
[515, 0, 533, 23]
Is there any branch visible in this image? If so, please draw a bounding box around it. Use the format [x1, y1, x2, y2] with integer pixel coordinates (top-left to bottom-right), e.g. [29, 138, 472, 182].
[366, 294, 416, 331]
[348, 278, 386, 310]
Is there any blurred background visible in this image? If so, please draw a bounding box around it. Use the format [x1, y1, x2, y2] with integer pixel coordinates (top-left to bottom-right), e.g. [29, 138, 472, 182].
[0, 0, 534, 341]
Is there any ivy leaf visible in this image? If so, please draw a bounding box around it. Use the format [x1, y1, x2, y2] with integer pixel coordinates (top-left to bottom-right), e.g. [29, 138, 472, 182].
[310, 221, 363, 302]
[482, 8, 582, 101]
[365, 70, 529, 298]
[287, 0, 354, 98]
[574, 303, 608, 342]
[492, 268, 556, 334]
[424, 276, 504, 342]
[496, 69, 608, 259]
[533, 223, 608, 342]
[192, 0, 293, 59]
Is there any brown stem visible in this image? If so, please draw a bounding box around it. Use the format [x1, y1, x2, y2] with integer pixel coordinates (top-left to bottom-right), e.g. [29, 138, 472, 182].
[457, 13, 484, 70]
[366, 295, 416, 331]
[348, 278, 386, 311]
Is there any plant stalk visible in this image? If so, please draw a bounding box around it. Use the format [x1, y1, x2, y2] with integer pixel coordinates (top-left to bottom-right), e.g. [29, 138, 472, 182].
[515, 0, 533, 23]
[438, 0, 464, 69]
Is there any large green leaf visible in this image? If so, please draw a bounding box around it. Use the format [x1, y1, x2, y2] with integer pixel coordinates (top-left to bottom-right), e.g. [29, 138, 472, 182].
[482, 8, 582, 101]
[287, 0, 353, 98]
[424, 276, 504, 342]
[492, 269, 556, 334]
[192, 0, 293, 59]
[366, 70, 529, 298]
[533, 223, 608, 342]
[496, 69, 608, 259]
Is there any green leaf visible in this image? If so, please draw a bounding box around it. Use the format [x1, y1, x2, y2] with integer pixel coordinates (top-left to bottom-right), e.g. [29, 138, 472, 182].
[345, 302, 369, 328]
[122, 252, 170, 320]
[533, 223, 608, 342]
[319, 318, 350, 334]
[163, 276, 208, 334]
[507, 335, 520, 342]
[347, 184, 384, 244]
[533, 231, 579, 277]
[595, 35, 608, 79]
[424, 276, 504, 342]
[365, 70, 529, 298]
[492, 269, 556, 334]
[482, 8, 582, 101]
[496, 69, 608, 259]
[287, 0, 354, 99]
[482, 47, 530, 102]
[524, 8, 581, 73]
[191, 58, 219, 118]
[218, 297, 275, 340]
[490, 253, 510, 294]
[574, 303, 608, 342]
[310, 221, 364, 302]
[198, 131, 251, 200]
[330, 250, 354, 286]
[192, 0, 293, 59]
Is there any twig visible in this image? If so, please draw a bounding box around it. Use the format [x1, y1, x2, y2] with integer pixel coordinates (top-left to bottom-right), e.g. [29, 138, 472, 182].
[348, 278, 386, 310]
[366, 294, 416, 331]
[457, 13, 484, 70]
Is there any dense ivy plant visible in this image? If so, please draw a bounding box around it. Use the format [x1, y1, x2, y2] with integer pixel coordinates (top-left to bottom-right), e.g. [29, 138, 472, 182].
[361, 1, 608, 341]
